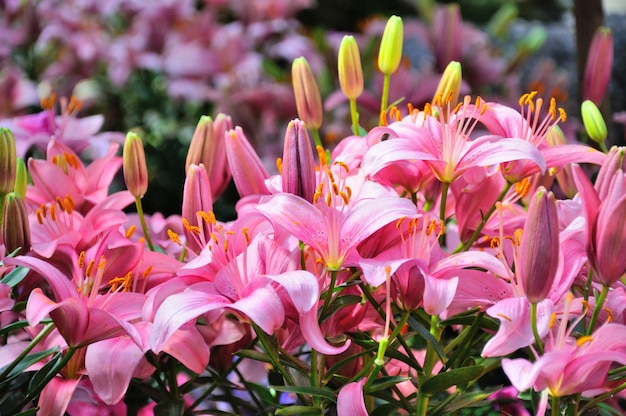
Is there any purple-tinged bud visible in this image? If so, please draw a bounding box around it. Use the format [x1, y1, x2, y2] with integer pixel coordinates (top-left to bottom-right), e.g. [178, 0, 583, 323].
[185, 114, 233, 199]
[182, 164, 213, 254]
[225, 127, 270, 198]
[519, 187, 559, 303]
[432, 61, 462, 113]
[433, 5, 462, 71]
[595, 146, 625, 201]
[281, 119, 316, 203]
[123, 132, 148, 199]
[338, 35, 364, 101]
[2, 192, 30, 256]
[0, 128, 16, 196]
[292, 57, 323, 130]
[581, 100, 607, 145]
[583, 27, 613, 105]
[378, 15, 403, 75]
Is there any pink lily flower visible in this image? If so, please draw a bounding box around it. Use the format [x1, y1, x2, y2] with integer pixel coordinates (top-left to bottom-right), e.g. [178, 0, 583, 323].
[27, 138, 133, 215]
[477, 92, 606, 183]
[363, 95, 546, 185]
[257, 163, 418, 271]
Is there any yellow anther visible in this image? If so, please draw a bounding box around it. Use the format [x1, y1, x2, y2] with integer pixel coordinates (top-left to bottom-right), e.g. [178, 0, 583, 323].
[142, 266, 152, 278]
[325, 192, 332, 207]
[604, 307, 614, 323]
[276, 157, 283, 175]
[168, 229, 182, 246]
[549, 312, 557, 329]
[316, 145, 326, 167]
[36, 209, 44, 224]
[85, 260, 95, 277]
[64, 195, 74, 214]
[78, 251, 86, 269]
[380, 110, 388, 126]
[182, 218, 200, 234]
[513, 229, 523, 246]
[396, 217, 406, 229]
[497, 313, 513, 322]
[334, 161, 350, 173]
[97, 256, 106, 270]
[332, 183, 340, 195]
[514, 177, 531, 198]
[242, 227, 250, 244]
[576, 335, 593, 347]
[125, 225, 136, 239]
[559, 108, 567, 122]
[490, 237, 501, 249]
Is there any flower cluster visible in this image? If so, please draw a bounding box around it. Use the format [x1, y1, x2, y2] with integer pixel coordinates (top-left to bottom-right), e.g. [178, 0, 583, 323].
[1, 12, 625, 416]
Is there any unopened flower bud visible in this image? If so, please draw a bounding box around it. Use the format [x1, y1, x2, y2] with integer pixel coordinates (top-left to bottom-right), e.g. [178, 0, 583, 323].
[519, 187, 559, 303]
[281, 119, 316, 203]
[123, 132, 148, 199]
[182, 164, 213, 254]
[2, 192, 30, 256]
[433, 5, 462, 71]
[225, 127, 270, 197]
[338, 35, 364, 101]
[378, 15, 403, 75]
[583, 27, 613, 105]
[0, 128, 16, 196]
[292, 57, 323, 130]
[595, 146, 625, 200]
[14, 158, 27, 198]
[432, 61, 462, 112]
[581, 100, 607, 145]
[185, 114, 233, 199]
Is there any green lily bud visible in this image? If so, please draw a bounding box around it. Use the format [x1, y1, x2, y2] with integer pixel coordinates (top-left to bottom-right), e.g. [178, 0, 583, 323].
[378, 15, 403, 75]
[338, 35, 364, 101]
[13, 158, 27, 198]
[432, 61, 462, 113]
[292, 57, 323, 130]
[2, 192, 31, 256]
[0, 128, 16, 196]
[581, 100, 607, 145]
[123, 132, 148, 199]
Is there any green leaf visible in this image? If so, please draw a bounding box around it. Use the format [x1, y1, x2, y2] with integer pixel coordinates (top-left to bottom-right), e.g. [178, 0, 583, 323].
[320, 295, 362, 322]
[275, 405, 323, 415]
[0, 347, 58, 381]
[27, 353, 62, 393]
[1, 266, 29, 288]
[407, 316, 446, 362]
[0, 319, 30, 337]
[13, 408, 39, 416]
[366, 375, 411, 393]
[371, 403, 402, 416]
[270, 385, 336, 403]
[244, 382, 279, 406]
[420, 365, 485, 395]
[235, 349, 272, 364]
[439, 314, 499, 331]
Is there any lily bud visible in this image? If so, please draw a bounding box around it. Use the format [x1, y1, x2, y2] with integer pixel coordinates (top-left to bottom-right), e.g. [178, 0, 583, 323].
[224, 127, 270, 197]
[2, 192, 30, 256]
[581, 100, 607, 145]
[432, 61, 462, 112]
[292, 57, 323, 130]
[433, 5, 462, 71]
[185, 114, 233, 199]
[519, 187, 559, 303]
[182, 164, 213, 254]
[14, 158, 27, 198]
[595, 146, 625, 200]
[338, 35, 364, 101]
[0, 128, 16, 196]
[281, 119, 316, 203]
[123, 132, 148, 199]
[583, 27, 613, 105]
[377, 15, 403, 75]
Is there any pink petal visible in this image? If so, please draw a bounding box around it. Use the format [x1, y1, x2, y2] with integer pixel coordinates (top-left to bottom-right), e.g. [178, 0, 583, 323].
[229, 285, 285, 334]
[39, 376, 82, 416]
[6, 255, 76, 300]
[300, 308, 350, 355]
[162, 328, 210, 374]
[265, 270, 319, 314]
[423, 274, 458, 316]
[337, 378, 368, 416]
[86, 336, 146, 405]
[501, 358, 539, 392]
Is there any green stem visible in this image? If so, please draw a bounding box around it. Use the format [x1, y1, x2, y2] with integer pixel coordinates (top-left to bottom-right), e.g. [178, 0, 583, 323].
[551, 394, 561, 416]
[251, 323, 295, 386]
[599, 140, 609, 153]
[453, 181, 513, 253]
[578, 379, 626, 415]
[439, 182, 450, 247]
[349, 98, 360, 135]
[530, 302, 544, 355]
[380, 74, 391, 124]
[416, 314, 442, 416]
[321, 270, 338, 318]
[0, 322, 55, 381]
[583, 268, 594, 304]
[586, 284, 609, 335]
[135, 196, 155, 251]
[311, 128, 323, 150]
